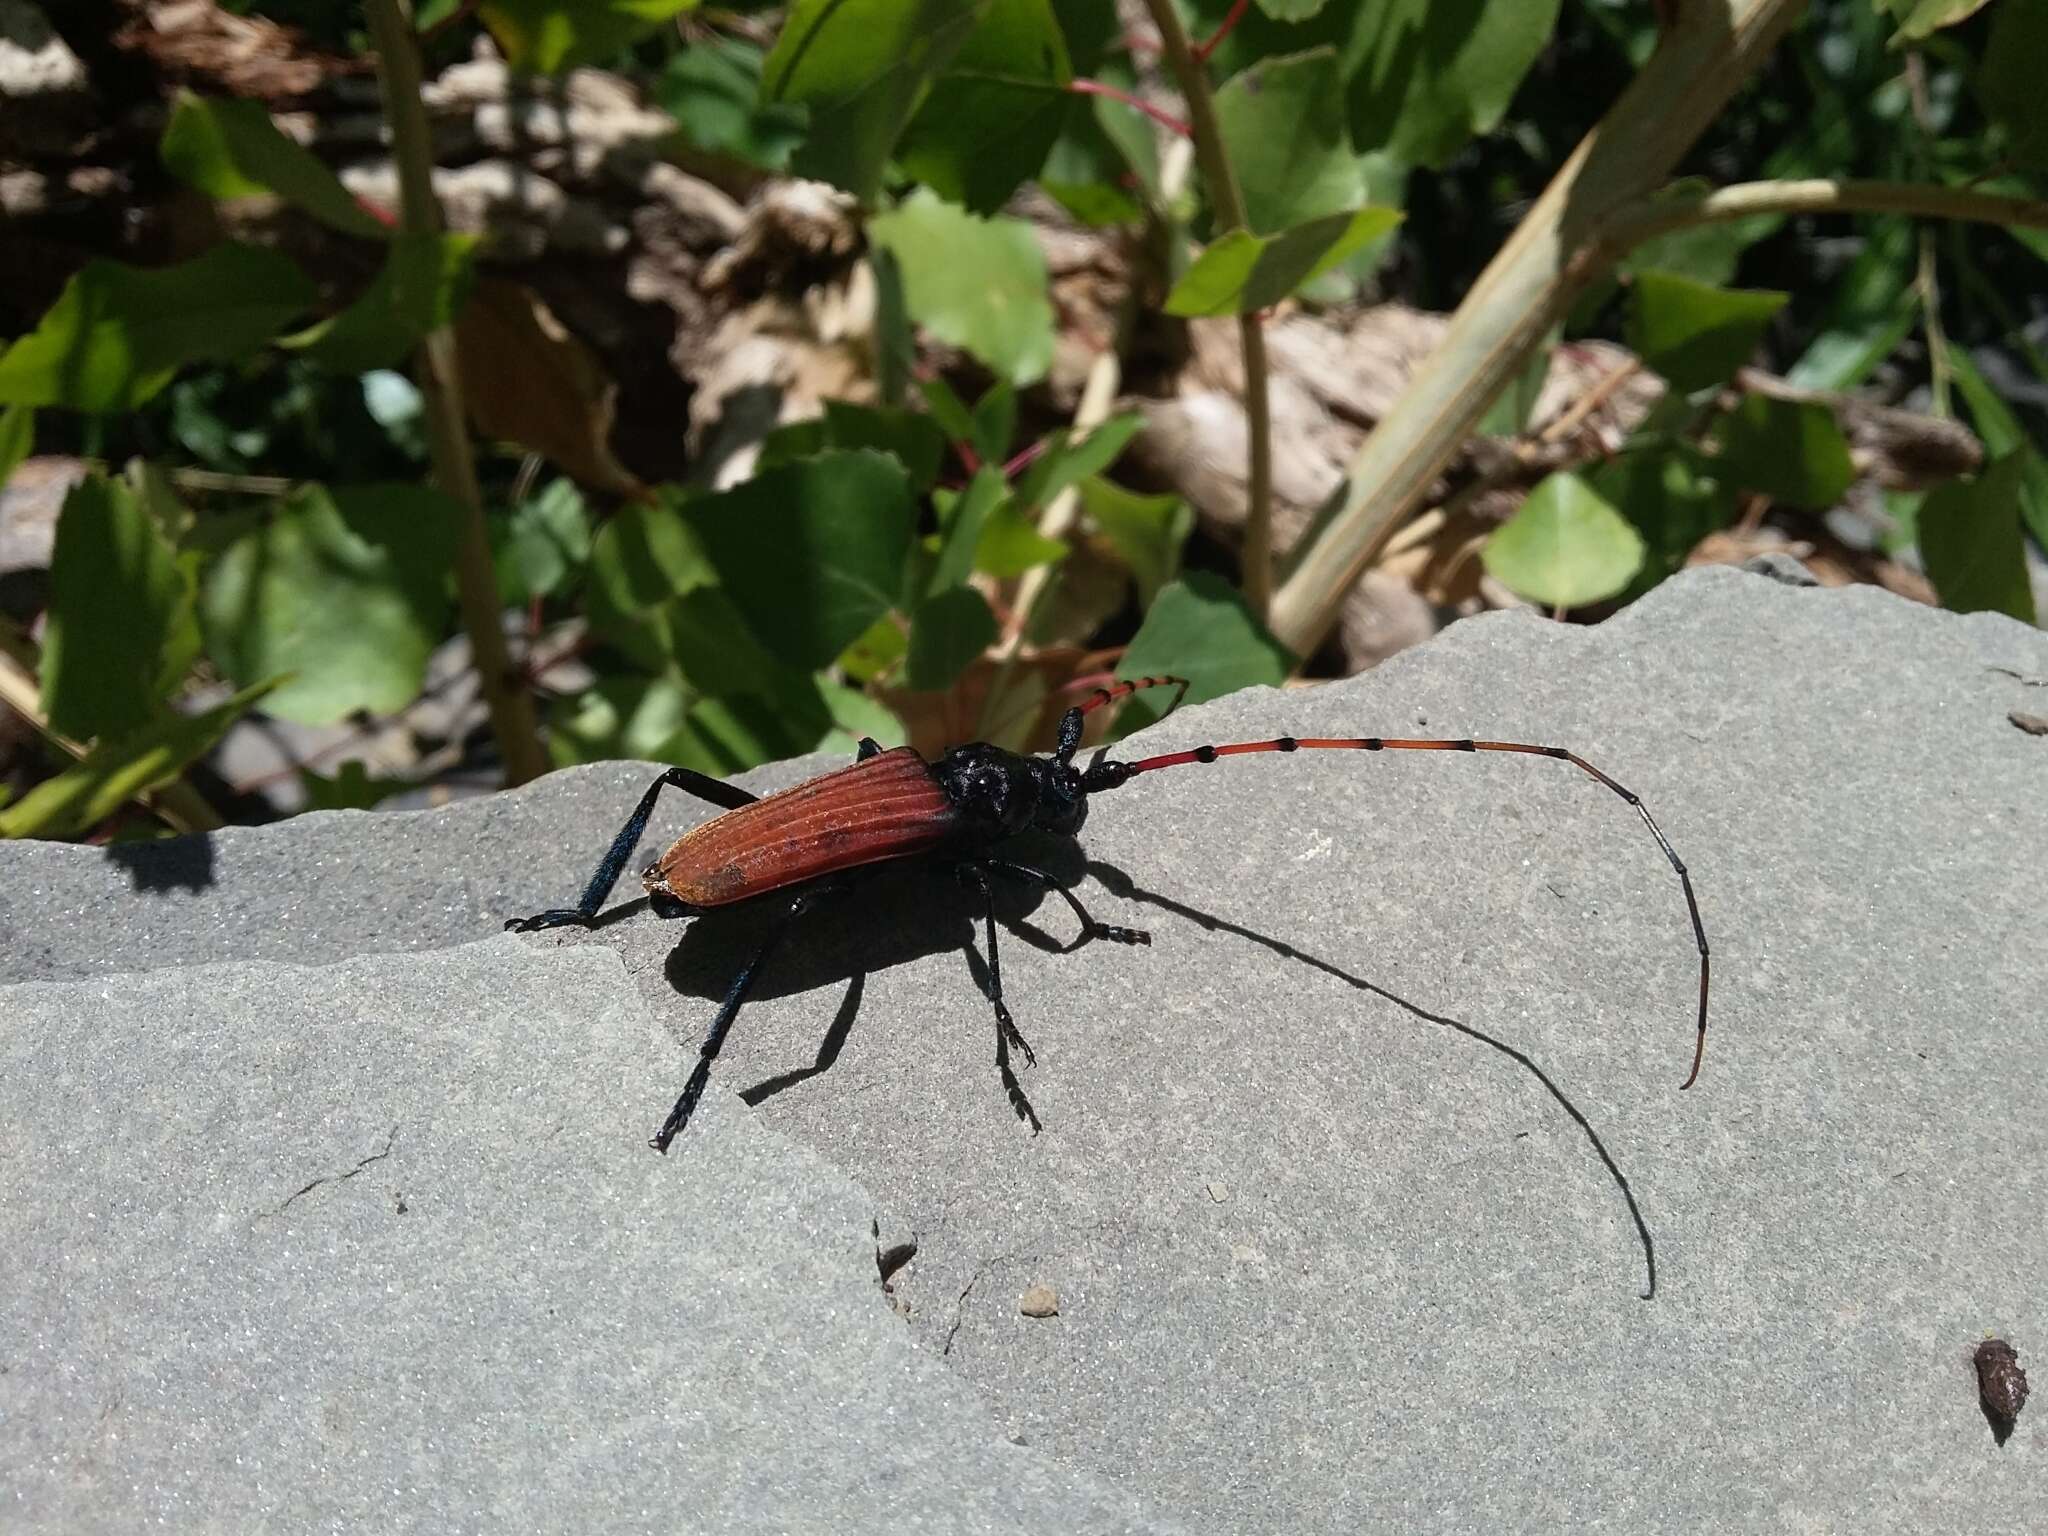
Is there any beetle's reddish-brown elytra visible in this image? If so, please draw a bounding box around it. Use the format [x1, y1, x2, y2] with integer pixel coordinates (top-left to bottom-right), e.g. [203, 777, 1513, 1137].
[506, 676, 1709, 1152]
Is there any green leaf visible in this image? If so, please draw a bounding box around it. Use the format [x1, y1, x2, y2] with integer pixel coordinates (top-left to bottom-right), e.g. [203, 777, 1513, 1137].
[1481, 472, 1646, 609]
[0, 404, 31, 487]
[1012, 412, 1146, 513]
[1585, 440, 1738, 601]
[1165, 207, 1402, 316]
[1784, 217, 1916, 390]
[1349, 0, 1563, 168]
[1889, 0, 1996, 46]
[200, 484, 459, 724]
[1617, 178, 1782, 288]
[655, 38, 807, 170]
[974, 502, 1069, 577]
[816, 679, 908, 756]
[971, 379, 1017, 465]
[41, 475, 195, 739]
[495, 477, 592, 602]
[1626, 270, 1787, 394]
[931, 466, 1007, 594]
[479, 0, 700, 72]
[837, 613, 908, 683]
[284, 233, 479, 373]
[662, 585, 788, 697]
[160, 93, 386, 237]
[762, 0, 981, 202]
[907, 584, 998, 690]
[867, 191, 1056, 384]
[1256, 0, 1330, 18]
[1078, 476, 1192, 606]
[1918, 452, 2037, 623]
[1113, 571, 1294, 734]
[918, 375, 979, 446]
[1710, 395, 1856, 509]
[589, 493, 715, 615]
[0, 246, 315, 411]
[759, 401, 950, 489]
[0, 681, 274, 841]
[898, 0, 1075, 214]
[1980, 3, 2048, 177]
[1214, 49, 1364, 234]
[300, 761, 406, 812]
[548, 674, 693, 767]
[1949, 348, 2048, 553]
[680, 450, 915, 670]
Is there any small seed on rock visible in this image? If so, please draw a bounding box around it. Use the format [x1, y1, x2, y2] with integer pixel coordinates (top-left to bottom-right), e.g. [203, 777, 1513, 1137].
[1019, 1283, 1059, 1318]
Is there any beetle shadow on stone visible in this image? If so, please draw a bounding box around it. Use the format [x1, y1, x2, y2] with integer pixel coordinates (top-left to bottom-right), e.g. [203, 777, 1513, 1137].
[101, 830, 217, 894]
[1086, 859, 1661, 1302]
[660, 837, 1103, 1124]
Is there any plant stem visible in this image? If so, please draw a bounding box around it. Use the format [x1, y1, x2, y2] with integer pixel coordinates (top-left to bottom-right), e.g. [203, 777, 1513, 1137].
[1601, 177, 2048, 245]
[1267, 0, 1809, 659]
[1139, 0, 1273, 623]
[366, 0, 547, 787]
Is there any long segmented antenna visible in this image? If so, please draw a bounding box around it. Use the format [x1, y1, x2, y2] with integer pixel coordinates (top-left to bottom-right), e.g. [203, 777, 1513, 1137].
[1086, 732, 1710, 1089]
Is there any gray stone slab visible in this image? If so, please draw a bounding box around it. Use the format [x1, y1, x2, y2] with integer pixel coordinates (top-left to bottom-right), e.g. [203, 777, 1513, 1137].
[0, 940, 1178, 1534]
[5, 564, 2045, 1528]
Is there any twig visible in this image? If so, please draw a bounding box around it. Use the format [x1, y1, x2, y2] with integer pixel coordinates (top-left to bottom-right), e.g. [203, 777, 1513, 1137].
[1068, 79, 1190, 140]
[366, 0, 547, 787]
[1139, 0, 1273, 622]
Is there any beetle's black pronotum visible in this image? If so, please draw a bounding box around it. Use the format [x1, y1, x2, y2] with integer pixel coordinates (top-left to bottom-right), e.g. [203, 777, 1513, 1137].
[506, 677, 1710, 1151]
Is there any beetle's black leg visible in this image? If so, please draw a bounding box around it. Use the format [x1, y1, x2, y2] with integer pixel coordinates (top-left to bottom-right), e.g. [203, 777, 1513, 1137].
[505, 766, 759, 932]
[981, 857, 1150, 948]
[651, 884, 836, 1152]
[956, 864, 1035, 1067]
[856, 737, 883, 762]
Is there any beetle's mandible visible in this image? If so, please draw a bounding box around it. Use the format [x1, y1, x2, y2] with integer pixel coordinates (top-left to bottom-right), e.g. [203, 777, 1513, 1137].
[505, 677, 1710, 1152]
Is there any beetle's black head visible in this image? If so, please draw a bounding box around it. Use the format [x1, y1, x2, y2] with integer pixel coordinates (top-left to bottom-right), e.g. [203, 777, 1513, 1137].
[934, 742, 1090, 843]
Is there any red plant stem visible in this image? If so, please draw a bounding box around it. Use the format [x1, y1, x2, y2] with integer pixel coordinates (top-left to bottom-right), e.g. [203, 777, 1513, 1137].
[1068, 79, 1191, 139]
[1194, 0, 1250, 62]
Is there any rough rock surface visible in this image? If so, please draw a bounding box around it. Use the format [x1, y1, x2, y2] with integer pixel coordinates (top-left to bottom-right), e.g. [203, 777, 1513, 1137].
[4, 565, 2043, 1529]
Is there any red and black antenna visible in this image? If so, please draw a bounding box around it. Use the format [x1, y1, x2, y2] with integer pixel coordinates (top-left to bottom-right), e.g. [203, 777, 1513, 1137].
[1076, 678, 1710, 1090]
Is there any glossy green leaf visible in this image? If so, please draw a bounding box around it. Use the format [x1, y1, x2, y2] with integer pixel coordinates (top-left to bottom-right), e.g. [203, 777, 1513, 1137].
[1919, 452, 2037, 623]
[0, 404, 31, 487]
[898, 0, 1074, 214]
[285, 233, 479, 373]
[1078, 476, 1192, 607]
[1586, 439, 1738, 601]
[0, 680, 274, 841]
[0, 245, 315, 411]
[479, 0, 700, 73]
[589, 494, 715, 616]
[680, 450, 915, 670]
[759, 401, 950, 489]
[1165, 207, 1402, 316]
[655, 38, 807, 170]
[495, 477, 592, 603]
[1710, 395, 1856, 509]
[974, 502, 1068, 577]
[1626, 270, 1787, 394]
[200, 484, 458, 724]
[867, 191, 1055, 384]
[1214, 49, 1363, 234]
[1012, 412, 1145, 513]
[1112, 571, 1294, 735]
[762, 0, 980, 202]
[1349, 0, 1563, 168]
[662, 586, 788, 698]
[931, 466, 1007, 595]
[907, 585, 998, 691]
[1481, 472, 1646, 609]
[41, 475, 196, 739]
[160, 92, 386, 237]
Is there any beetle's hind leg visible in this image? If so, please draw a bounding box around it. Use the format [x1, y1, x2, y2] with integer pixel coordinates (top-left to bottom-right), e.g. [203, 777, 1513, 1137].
[956, 863, 1044, 1133]
[504, 766, 760, 932]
